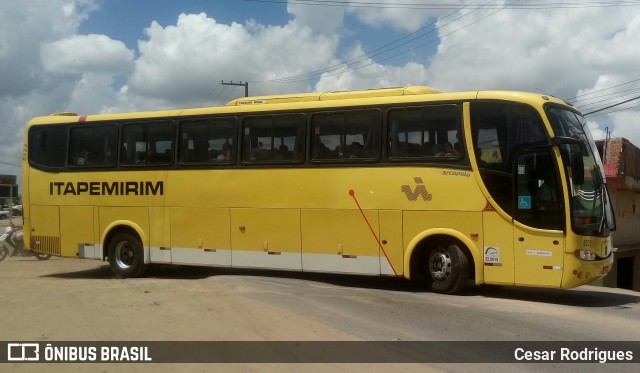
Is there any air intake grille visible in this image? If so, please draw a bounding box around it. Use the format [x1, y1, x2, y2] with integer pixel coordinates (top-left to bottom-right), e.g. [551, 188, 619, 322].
[30, 236, 61, 255]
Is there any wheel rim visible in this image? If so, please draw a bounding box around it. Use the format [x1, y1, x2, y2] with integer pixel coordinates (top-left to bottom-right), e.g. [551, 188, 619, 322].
[429, 247, 452, 282]
[114, 241, 136, 269]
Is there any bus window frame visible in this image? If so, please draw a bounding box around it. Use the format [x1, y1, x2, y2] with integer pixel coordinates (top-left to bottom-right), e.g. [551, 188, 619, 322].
[119, 120, 177, 168]
[27, 124, 70, 171]
[387, 104, 464, 162]
[68, 123, 119, 169]
[178, 116, 238, 166]
[240, 113, 307, 166]
[309, 108, 383, 164]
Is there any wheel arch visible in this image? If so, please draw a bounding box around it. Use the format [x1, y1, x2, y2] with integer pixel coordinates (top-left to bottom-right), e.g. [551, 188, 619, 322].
[101, 221, 149, 263]
[403, 228, 484, 285]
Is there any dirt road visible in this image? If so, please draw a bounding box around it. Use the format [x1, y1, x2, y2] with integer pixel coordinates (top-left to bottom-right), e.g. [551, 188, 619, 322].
[0, 256, 434, 372]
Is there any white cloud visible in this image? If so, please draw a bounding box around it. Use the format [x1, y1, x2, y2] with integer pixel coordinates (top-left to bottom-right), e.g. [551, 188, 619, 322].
[0, 0, 99, 180]
[41, 34, 134, 75]
[345, 0, 450, 32]
[124, 12, 339, 109]
[573, 74, 640, 145]
[315, 44, 428, 91]
[426, 6, 640, 96]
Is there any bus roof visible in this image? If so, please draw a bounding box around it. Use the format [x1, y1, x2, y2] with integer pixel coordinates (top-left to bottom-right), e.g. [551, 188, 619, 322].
[27, 86, 573, 125]
[225, 86, 441, 106]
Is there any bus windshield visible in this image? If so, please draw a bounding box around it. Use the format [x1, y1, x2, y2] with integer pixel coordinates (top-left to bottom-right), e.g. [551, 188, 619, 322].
[546, 107, 615, 235]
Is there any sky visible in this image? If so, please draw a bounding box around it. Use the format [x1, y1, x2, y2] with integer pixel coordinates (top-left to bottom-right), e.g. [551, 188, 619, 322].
[1, 0, 640, 184]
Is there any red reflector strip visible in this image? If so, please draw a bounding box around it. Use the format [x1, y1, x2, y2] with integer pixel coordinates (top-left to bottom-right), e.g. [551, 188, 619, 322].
[203, 249, 216, 252]
[79, 116, 87, 122]
[543, 265, 553, 270]
[267, 252, 281, 255]
[342, 255, 357, 259]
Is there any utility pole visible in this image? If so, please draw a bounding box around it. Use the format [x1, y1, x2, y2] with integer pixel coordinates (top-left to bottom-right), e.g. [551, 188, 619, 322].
[221, 80, 249, 97]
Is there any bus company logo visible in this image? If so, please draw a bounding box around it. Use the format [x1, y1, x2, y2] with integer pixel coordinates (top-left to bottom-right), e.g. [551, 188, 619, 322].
[441, 170, 471, 177]
[7, 343, 40, 361]
[401, 177, 432, 201]
[49, 181, 164, 196]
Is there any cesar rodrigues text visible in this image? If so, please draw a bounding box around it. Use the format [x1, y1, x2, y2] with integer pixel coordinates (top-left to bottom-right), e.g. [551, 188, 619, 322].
[514, 347, 633, 363]
[50, 181, 164, 196]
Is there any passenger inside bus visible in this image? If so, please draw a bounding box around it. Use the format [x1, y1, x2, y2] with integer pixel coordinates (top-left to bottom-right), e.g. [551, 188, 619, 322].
[217, 143, 233, 162]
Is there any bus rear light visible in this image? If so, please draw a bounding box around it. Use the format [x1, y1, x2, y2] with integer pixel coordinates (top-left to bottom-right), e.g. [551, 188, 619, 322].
[574, 249, 596, 261]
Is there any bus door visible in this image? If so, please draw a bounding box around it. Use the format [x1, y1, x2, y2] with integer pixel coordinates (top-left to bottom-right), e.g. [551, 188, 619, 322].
[512, 148, 565, 287]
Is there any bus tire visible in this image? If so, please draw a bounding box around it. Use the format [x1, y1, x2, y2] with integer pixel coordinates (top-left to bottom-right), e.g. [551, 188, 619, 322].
[426, 243, 470, 294]
[107, 232, 147, 278]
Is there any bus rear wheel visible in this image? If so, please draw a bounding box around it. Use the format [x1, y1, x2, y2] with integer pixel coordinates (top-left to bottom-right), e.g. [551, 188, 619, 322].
[426, 243, 470, 294]
[108, 232, 147, 278]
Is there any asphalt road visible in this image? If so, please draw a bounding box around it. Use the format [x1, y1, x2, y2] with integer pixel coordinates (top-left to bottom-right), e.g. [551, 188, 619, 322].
[0, 255, 639, 372]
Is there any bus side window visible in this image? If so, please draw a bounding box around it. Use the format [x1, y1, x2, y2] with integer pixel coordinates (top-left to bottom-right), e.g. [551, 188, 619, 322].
[179, 118, 236, 165]
[69, 124, 118, 168]
[241, 114, 305, 164]
[388, 105, 461, 161]
[121, 121, 175, 166]
[311, 109, 381, 161]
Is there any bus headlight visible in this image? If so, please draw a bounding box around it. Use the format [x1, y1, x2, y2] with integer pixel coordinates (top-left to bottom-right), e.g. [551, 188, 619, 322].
[574, 249, 597, 261]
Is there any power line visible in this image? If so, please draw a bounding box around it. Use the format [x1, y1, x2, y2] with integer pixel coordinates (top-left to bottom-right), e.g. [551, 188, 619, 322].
[565, 77, 640, 101]
[256, 0, 510, 85]
[583, 95, 640, 116]
[246, 0, 640, 10]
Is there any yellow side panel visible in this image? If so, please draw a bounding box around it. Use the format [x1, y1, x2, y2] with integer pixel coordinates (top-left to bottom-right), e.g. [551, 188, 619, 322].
[99, 207, 149, 246]
[60, 206, 95, 257]
[481, 211, 514, 285]
[230, 208, 300, 253]
[379, 210, 404, 275]
[29, 205, 61, 256]
[170, 207, 230, 250]
[301, 209, 379, 256]
[149, 207, 170, 248]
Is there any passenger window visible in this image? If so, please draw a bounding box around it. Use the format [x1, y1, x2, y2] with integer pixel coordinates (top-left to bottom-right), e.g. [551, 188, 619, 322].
[29, 126, 67, 168]
[311, 110, 381, 161]
[388, 105, 462, 160]
[241, 114, 305, 163]
[121, 121, 175, 166]
[69, 125, 118, 167]
[180, 118, 236, 164]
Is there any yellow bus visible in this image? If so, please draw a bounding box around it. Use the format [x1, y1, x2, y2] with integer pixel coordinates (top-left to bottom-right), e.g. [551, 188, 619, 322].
[22, 86, 615, 294]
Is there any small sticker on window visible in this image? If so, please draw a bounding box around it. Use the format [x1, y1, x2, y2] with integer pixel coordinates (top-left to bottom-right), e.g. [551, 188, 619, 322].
[518, 195, 532, 209]
[518, 165, 526, 174]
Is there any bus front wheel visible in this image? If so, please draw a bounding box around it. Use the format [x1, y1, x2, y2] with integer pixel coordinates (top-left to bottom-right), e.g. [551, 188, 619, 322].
[107, 232, 147, 278]
[426, 243, 470, 294]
